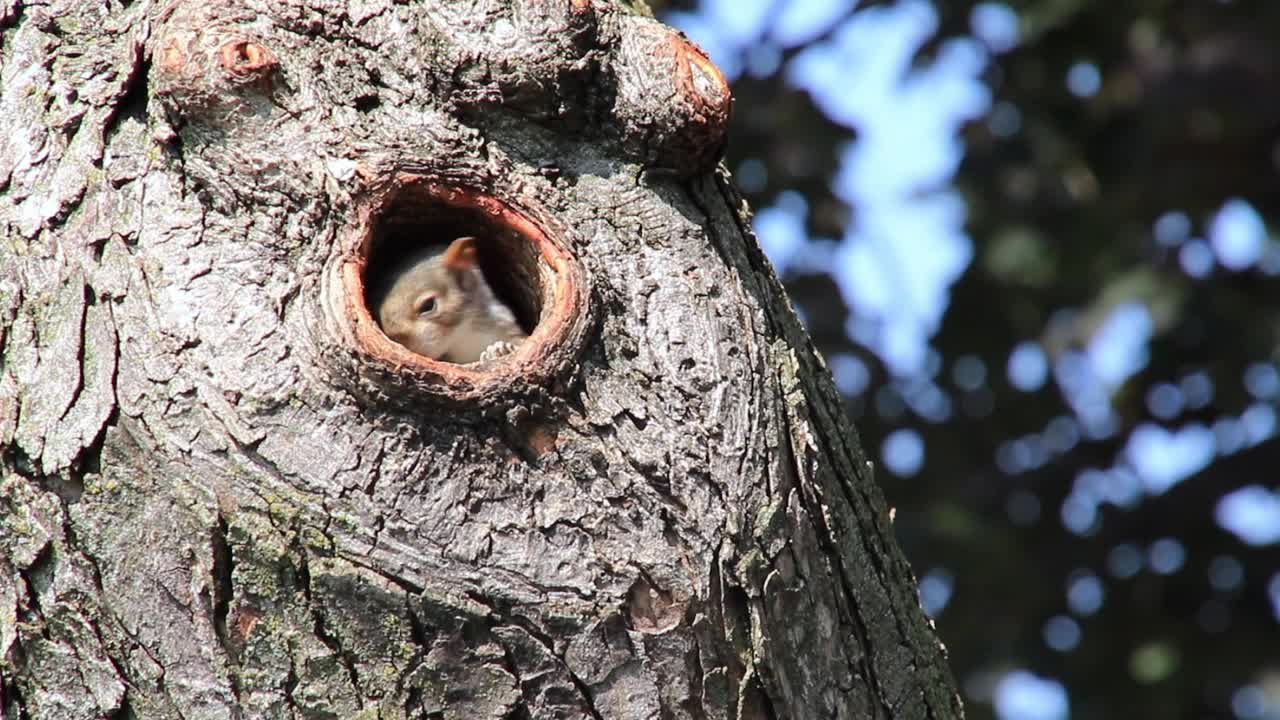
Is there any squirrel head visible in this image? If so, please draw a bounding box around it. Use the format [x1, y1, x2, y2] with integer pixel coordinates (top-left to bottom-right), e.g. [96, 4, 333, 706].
[375, 236, 487, 361]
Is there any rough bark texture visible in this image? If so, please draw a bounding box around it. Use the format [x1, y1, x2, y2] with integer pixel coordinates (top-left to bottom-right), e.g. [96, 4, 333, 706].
[0, 1, 962, 719]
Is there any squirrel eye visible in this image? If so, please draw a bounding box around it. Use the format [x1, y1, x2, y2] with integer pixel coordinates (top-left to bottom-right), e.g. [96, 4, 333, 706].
[416, 295, 438, 315]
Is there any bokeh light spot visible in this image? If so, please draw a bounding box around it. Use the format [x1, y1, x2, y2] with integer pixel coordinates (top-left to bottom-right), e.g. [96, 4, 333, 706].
[1043, 615, 1081, 652]
[1216, 486, 1280, 546]
[1066, 571, 1104, 615]
[1129, 642, 1179, 684]
[1066, 61, 1101, 97]
[1148, 538, 1186, 575]
[882, 428, 925, 477]
[919, 568, 955, 617]
[1008, 342, 1048, 391]
[994, 671, 1069, 720]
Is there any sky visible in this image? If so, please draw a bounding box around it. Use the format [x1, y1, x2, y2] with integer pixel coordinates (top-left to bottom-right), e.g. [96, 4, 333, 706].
[664, 1, 1280, 718]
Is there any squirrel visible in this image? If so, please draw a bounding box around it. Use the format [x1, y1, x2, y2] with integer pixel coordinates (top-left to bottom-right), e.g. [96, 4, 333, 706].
[374, 237, 528, 364]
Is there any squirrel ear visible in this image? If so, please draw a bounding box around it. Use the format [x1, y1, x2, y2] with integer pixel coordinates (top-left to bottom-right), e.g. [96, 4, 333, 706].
[442, 237, 479, 272]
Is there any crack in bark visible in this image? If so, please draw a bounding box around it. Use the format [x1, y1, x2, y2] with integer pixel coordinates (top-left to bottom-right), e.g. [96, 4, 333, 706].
[486, 607, 607, 720]
[14, 563, 49, 641]
[281, 661, 300, 717]
[494, 637, 535, 720]
[1, 667, 29, 720]
[101, 599, 174, 717]
[58, 490, 138, 705]
[340, 554, 425, 596]
[296, 547, 365, 708]
[48, 284, 91, 438]
[399, 595, 434, 690]
[707, 539, 745, 718]
[100, 27, 149, 149]
[209, 512, 243, 705]
[682, 633, 710, 720]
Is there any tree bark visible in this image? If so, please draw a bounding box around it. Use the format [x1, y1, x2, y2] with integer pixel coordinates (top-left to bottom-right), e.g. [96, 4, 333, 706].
[0, 1, 961, 718]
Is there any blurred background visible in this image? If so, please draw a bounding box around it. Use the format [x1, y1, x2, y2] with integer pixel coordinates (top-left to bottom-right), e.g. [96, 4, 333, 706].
[650, 1, 1280, 718]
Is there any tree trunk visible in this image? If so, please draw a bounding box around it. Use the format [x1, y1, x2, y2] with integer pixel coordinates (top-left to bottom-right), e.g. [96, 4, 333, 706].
[0, 1, 961, 718]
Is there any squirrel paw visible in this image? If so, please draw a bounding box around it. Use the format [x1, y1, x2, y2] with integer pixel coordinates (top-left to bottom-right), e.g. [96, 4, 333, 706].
[479, 340, 520, 363]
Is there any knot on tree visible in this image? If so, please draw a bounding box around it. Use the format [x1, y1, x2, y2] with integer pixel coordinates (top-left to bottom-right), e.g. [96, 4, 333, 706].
[155, 28, 280, 119]
[425, 2, 731, 173]
[217, 40, 279, 85]
[611, 16, 732, 175]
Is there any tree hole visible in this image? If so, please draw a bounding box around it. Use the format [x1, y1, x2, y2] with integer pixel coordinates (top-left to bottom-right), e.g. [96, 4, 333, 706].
[335, 176, 588, 401]
[360, 182, 556, 364]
